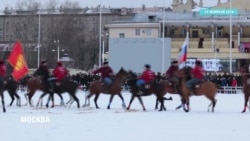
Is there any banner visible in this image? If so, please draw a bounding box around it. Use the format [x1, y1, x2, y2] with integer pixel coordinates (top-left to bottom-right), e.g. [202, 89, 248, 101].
[7, 41, 29, 81]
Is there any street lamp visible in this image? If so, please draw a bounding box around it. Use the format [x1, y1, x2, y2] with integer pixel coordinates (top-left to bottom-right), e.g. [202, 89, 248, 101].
[53, 40, 60, 61]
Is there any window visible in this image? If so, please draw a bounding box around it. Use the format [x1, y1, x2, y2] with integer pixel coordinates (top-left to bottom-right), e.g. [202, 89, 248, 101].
[119, 33, 125, 38]
[135, 28, 140, 36]
[146, 29, 151, 35]
[170, 29, 175, 36]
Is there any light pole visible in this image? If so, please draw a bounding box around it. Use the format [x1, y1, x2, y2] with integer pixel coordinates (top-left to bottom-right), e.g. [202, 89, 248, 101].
[229, 0, 232, 73]
[99, 3, 102, 67]
[54, 40, 60, 61]
[102, 33, 108, 64]
[37, 7, 41, 67]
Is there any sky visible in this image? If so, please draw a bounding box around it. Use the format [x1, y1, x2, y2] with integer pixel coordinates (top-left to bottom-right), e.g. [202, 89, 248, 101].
[0, 0, 228, 10]
[1, 89, 249, 141]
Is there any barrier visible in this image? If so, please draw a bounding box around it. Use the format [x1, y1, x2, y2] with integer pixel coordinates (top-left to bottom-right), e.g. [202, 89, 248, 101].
[218, 86, 243, 94]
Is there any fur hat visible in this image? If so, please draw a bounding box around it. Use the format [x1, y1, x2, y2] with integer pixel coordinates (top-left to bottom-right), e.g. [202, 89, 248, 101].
[171, 60, 178, 64]
[144, 64, 151, 69]
[103, 61, 108, 65]
[57, 61, 63, 66]
[196, 60, 202, 65]
[41, 60, 47, 64]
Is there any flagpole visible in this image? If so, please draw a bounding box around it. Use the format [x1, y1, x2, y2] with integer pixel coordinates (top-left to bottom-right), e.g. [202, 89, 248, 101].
[37, 4, 41, 67]
[161, 5, 165, 73]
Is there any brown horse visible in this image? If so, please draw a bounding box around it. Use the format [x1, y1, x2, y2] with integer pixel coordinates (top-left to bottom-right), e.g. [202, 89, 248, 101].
[240, 65, 250, 113]
[83, 67, 129, 109]
[26, 76, 80, 108]
[26, 76, 53, 107]
[126, 71, 172, 111]
[176, 66, 218, 112]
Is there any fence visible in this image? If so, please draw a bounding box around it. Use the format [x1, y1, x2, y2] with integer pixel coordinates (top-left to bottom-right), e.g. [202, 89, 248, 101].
[217, 86, 243, 94]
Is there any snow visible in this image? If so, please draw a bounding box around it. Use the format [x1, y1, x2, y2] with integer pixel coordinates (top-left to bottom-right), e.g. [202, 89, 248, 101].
[1, 89, 249, 141]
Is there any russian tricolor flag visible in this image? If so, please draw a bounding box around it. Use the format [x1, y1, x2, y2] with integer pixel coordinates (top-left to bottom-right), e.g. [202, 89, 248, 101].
[177, 37, 188, 63]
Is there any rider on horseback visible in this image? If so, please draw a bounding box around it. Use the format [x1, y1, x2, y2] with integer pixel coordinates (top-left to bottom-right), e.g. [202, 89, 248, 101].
[93, 61, 114, 92]
[136, 64, 155, 94]
[33, 60, 51, 92]
[165, 60, 179, 92]
[52, 61, 69, 86]
[186, 60, 205, 95]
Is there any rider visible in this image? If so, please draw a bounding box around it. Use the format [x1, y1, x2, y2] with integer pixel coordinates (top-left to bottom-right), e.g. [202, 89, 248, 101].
[52, 61, 69, 82]
[33, 60, 51, 91]
[165, 60, 179, 92]
[186, 60, 205, 95]
[93, 61, 114, 91]
[136, 64, 155, 93]
[0, 59, 6, 88]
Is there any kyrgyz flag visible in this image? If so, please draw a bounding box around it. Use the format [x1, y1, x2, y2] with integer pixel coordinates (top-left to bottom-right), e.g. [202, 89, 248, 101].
[7, 41, 29, 81]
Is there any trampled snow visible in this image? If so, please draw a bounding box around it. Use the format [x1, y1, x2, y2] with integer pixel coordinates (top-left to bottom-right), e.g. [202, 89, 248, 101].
[1, 89, 249, 141]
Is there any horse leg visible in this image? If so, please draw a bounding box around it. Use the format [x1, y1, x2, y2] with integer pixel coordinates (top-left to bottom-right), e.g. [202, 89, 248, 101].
[155, 97, 159, 110]
[8, 93, 15, 106]
[36, 92, 47, 107]
[158, 97, 167, 111]
[107, 95, 114, 109]
[207, 98, 217, 112]
[57, 93, 64, 106]
[137, 96, 146, 111]
[1, 93, 6, 113]
[46, 92, 55, 108]
[13, 92, 21, 107]
[242, 95, 249, 113]
[82, 92, 91, 107]
[93, 94, 100, 109]
[175, 98, 184, 110]
[69, 93, 80, 109]
[117, 93, 126, 109]
[127, 95, 135, 110]
[28, 91, 35, 107]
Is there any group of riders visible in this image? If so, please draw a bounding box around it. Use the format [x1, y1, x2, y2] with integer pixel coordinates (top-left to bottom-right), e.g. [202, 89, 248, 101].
[0, 57, 205, 95]
[89, 59, 205, 95]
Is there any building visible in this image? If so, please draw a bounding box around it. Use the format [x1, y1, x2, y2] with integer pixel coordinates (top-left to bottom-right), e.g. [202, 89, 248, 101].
[106, 0, 250, 72]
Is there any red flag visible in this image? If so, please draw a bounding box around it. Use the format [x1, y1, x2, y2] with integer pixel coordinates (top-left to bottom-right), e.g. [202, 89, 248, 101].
[7, 41, 29, 81]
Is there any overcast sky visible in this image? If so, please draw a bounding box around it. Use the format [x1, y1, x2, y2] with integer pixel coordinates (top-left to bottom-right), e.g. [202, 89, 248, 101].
[0, 0, 227, 10]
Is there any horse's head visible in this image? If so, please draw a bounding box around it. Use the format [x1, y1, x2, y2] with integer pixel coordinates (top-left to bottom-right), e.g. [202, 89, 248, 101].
[177, 66, 192, 81]
[116, 67, 129, 80]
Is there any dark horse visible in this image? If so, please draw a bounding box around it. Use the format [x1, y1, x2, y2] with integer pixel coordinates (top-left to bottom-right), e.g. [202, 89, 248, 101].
[0, 77, 6, 112]
[176, 66, 218, 112]
[240, 65, 250, 113]
[83, 67, 129, 109]
[126, 71, 172, 111]
[4, 76, 21, 107]
[26, 76, 80, 108]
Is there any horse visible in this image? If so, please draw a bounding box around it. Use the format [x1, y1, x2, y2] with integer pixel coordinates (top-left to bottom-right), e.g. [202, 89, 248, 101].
[176, 66, 218, 112]
[45, 77, 80, 108]
[26, 76, 54, 107]
[83, 67, 129, 109]
[4, 76, 21, 107]
[240, 65, 250, 113]
[126, 71, 172, 111]
[27, 76, 80, 108]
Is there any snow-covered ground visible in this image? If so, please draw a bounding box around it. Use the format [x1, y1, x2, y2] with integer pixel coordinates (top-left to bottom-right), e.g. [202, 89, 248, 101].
[1, 89, 249, 141]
